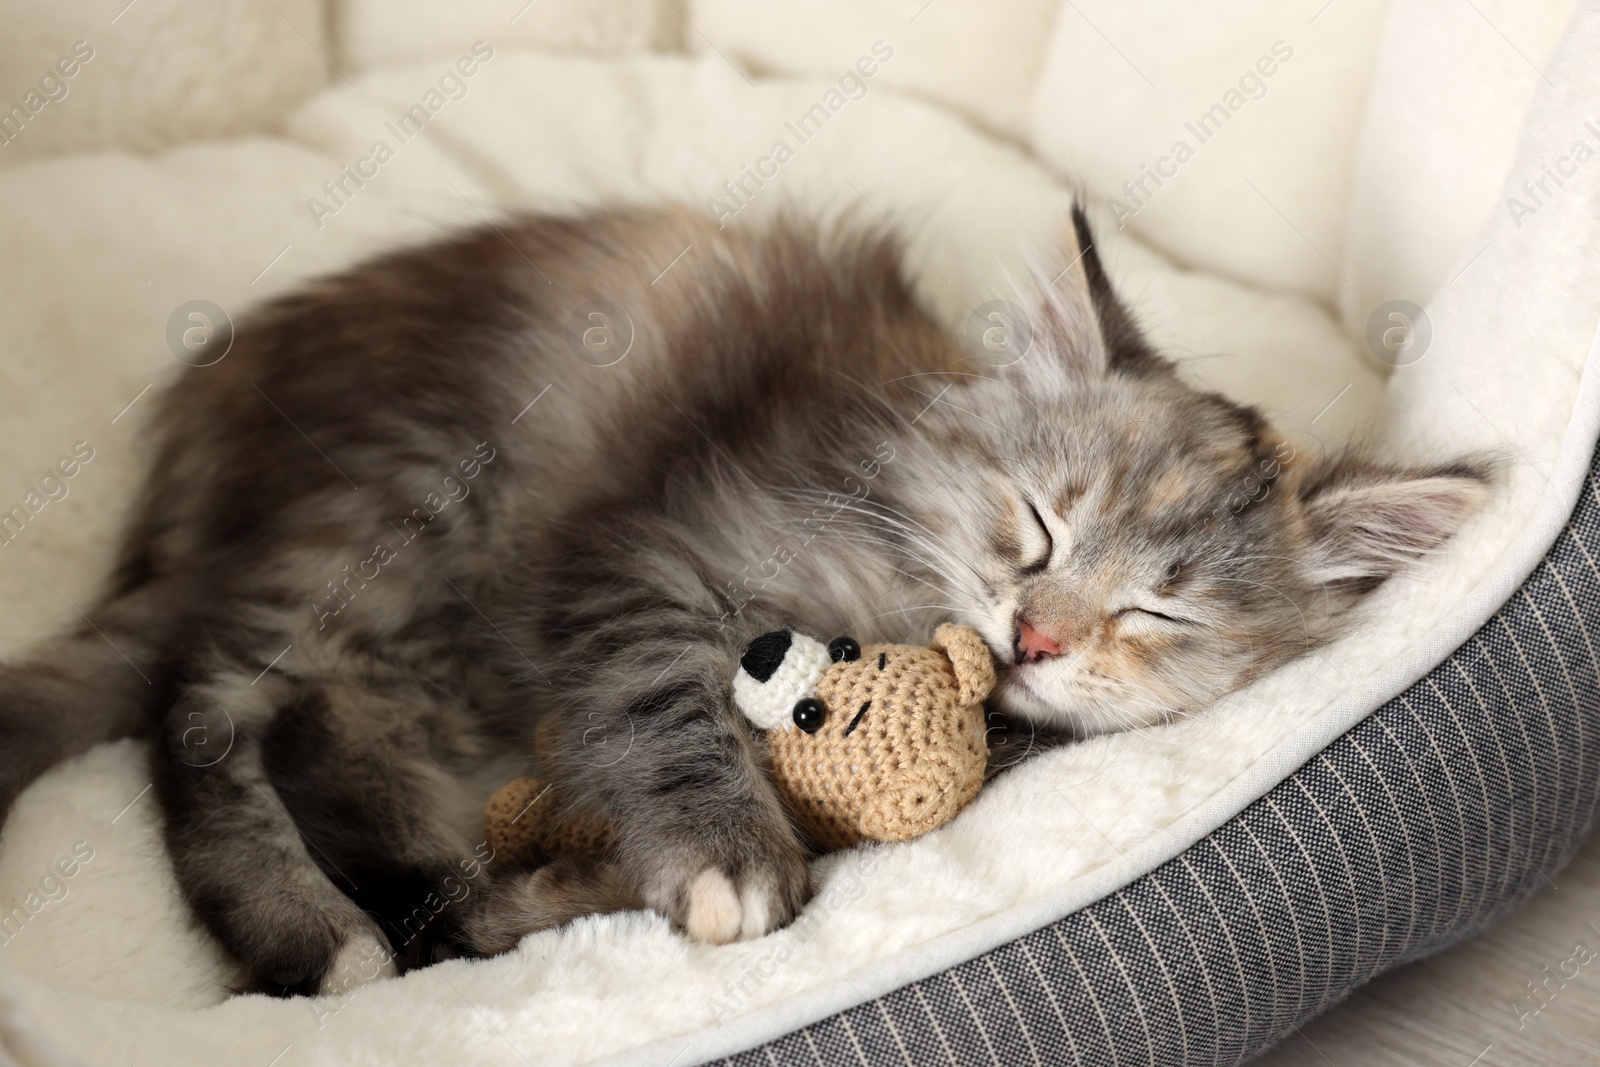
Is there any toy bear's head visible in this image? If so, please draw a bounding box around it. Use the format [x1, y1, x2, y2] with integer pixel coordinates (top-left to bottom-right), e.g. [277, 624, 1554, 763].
[733, 623, 996, 850]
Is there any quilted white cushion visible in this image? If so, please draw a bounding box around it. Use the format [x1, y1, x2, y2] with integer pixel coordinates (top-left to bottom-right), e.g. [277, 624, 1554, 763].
[335, 0, 681, 71]
[1028, 0, 1390, 307]
[0, 4, 1595, 1065]
[0, 0, 328, 165]
[0, 45, 1400, 1064]
[685, 0, 1060, 139]
[1337, 0, 1577, 336]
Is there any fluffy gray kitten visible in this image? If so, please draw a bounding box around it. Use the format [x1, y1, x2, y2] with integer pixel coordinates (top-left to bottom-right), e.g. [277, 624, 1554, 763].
[0, 205, 1485, 995]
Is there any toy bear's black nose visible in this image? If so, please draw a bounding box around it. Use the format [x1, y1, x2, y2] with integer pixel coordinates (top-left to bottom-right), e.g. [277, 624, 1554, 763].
[740, 630, 793, 682]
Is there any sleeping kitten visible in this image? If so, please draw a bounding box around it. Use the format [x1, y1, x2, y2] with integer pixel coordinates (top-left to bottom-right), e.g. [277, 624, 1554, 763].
[0, 205, 1485, 994]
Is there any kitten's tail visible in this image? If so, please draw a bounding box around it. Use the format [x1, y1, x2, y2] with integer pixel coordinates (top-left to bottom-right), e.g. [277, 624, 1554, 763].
[0, 578, 178, 826]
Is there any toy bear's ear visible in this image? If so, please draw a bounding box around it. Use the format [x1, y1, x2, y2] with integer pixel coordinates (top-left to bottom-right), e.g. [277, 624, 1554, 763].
[930, 623, 997, 706]
[733, 630, 832, 731]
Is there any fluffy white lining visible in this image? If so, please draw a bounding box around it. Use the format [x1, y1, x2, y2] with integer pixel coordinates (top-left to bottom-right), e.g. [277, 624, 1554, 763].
[0, 10, 1595, 1063]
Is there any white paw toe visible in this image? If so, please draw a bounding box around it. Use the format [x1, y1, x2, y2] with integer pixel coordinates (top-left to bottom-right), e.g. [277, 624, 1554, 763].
[684, 868, 743, 944]
[738, 876, 777, 939]
[319, 930, 397, 995]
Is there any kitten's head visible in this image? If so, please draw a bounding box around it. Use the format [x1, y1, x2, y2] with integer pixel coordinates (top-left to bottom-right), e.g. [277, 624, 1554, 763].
[910, 207, 1489, 735]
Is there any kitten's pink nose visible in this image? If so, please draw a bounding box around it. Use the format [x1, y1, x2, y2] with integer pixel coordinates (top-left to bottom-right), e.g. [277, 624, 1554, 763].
[1014, 618, 1061, 665]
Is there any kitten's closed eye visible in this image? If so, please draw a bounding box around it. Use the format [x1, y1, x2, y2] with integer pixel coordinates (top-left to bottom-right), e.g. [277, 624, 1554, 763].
[1020, 501, 1053, 574]
[1123, 566, 1193, 625]
[1114, 607, 1190, 625]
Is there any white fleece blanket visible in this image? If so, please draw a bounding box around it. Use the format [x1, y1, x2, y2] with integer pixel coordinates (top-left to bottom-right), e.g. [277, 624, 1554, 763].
[0, 15, 1596, 1065]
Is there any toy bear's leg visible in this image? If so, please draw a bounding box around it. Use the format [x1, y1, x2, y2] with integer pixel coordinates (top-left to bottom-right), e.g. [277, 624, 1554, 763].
[463, 856, 641, 955]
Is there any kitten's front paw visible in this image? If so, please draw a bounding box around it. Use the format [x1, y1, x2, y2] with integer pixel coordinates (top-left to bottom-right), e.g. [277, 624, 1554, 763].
[651, 846, 810, 944]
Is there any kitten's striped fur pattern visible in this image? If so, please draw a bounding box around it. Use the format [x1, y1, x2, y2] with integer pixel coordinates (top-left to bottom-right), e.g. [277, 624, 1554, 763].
[0, 206, 1486, 993]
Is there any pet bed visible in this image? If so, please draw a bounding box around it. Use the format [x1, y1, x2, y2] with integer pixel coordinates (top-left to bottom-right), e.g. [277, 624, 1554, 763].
[0, 1, 1595, 1064]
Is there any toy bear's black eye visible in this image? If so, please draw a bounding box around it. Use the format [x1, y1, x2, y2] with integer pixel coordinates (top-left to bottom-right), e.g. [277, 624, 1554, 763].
[827, 636, 860, 663]
[792, 698, 826, 733]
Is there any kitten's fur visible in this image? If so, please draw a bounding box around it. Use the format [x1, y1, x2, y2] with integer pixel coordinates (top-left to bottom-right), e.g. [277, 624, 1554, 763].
[0, 205, 1486, 995]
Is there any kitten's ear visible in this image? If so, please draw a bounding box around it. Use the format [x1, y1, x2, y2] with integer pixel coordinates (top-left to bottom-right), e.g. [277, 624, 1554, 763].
[1051, 203, 1171, 380]
[1297, 457, 1492, 599]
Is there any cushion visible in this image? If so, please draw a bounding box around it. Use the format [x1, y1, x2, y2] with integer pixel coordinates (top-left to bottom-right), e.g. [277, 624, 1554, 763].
[0, 0, 328, 165]
[685, 0, 1060, 140]
[1337, 0, 1577, 336]
[1028, 0, 1389, 306]
[0, 3, 1595, 1063]
[333, 0, 680, 72]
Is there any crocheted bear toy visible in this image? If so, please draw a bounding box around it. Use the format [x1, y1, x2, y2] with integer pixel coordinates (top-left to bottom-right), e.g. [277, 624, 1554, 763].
[484, 623, 996, 863]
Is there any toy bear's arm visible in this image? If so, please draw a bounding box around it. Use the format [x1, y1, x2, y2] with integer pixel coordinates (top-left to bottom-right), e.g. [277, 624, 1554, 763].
[484, 777, 615, 865]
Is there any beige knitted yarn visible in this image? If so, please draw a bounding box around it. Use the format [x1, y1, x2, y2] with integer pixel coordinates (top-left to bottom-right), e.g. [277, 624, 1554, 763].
[484, 774, 616, 864]
[483, 623, 997, 857]
[769, 623, 994, 850]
